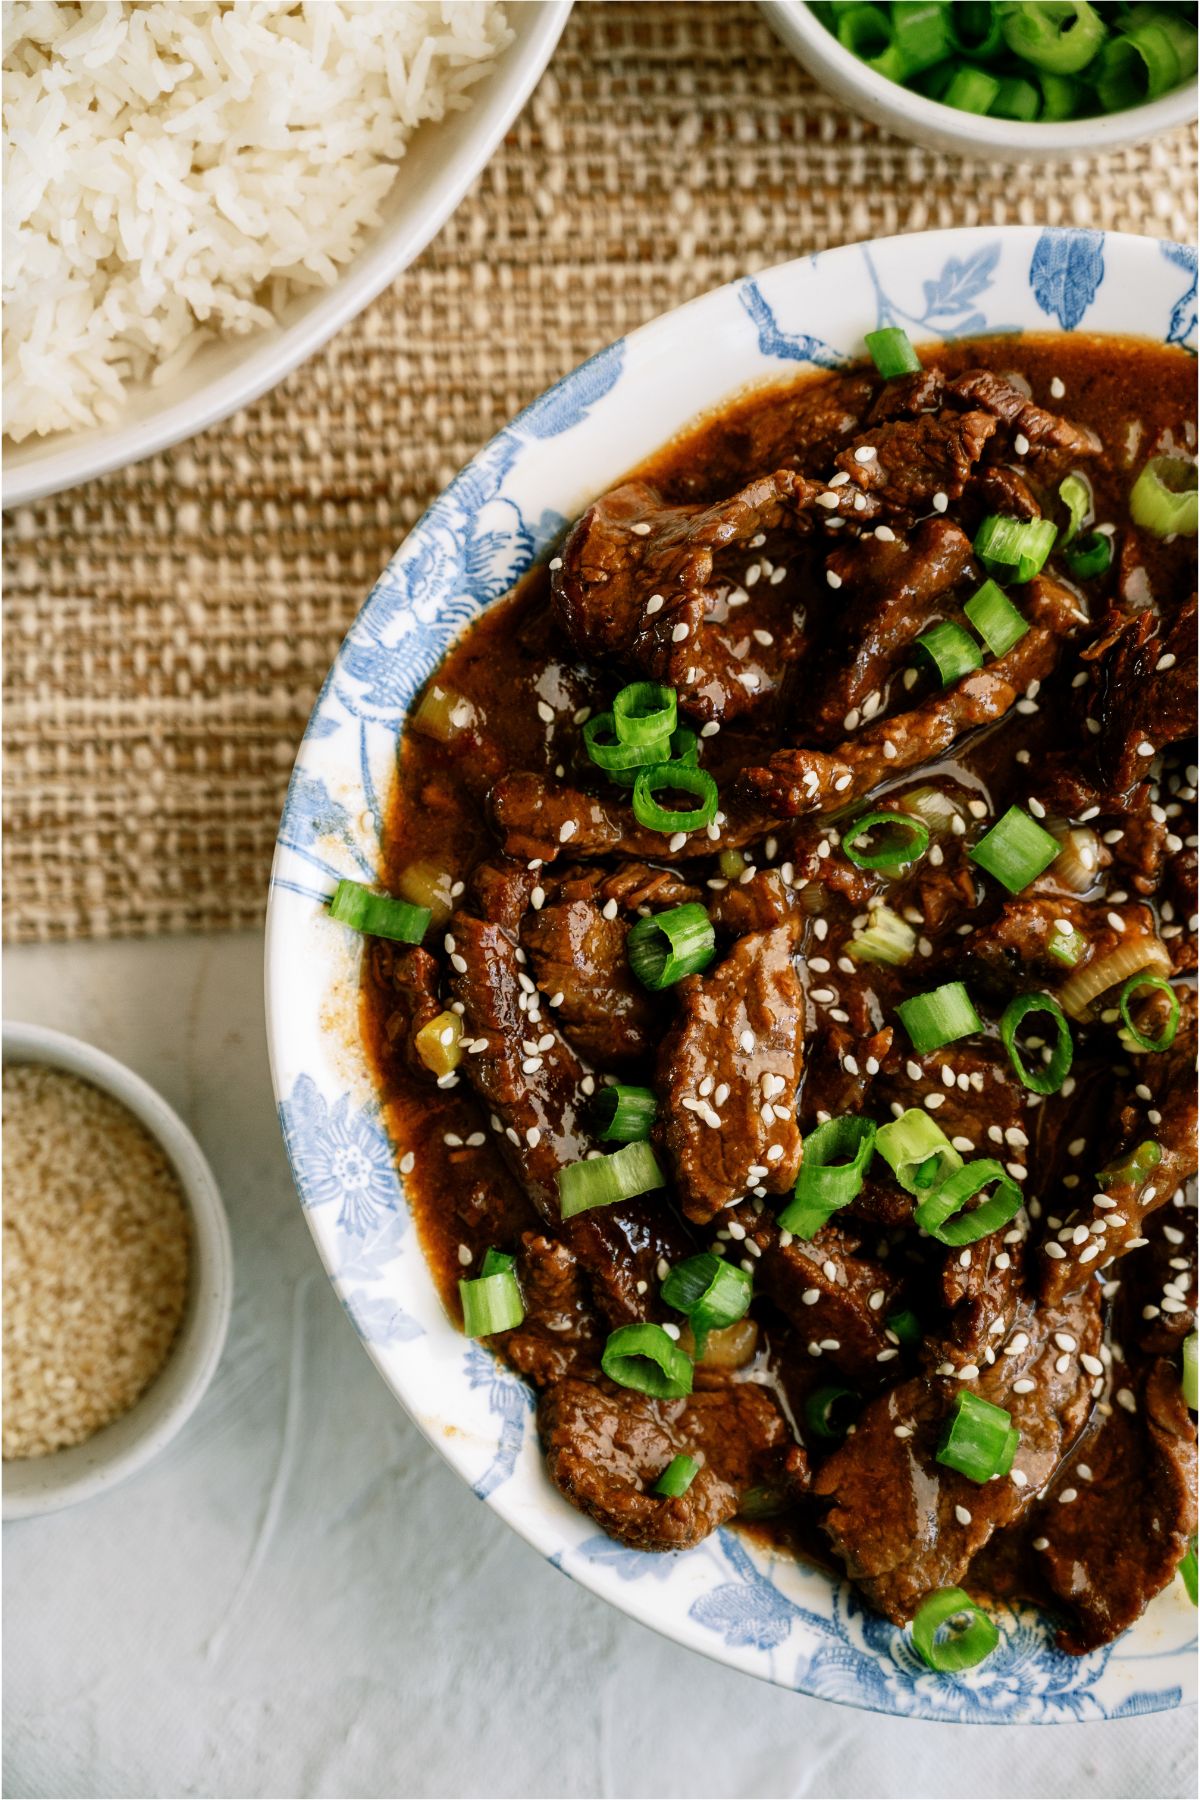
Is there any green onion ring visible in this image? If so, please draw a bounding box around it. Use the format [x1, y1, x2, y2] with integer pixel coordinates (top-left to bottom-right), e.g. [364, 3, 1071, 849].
[1000, 992, 1074, 1094]
[1118, 973, 1181, 1052]
[842, 810, 931, 874]
[914, 1159, 1022, 1246]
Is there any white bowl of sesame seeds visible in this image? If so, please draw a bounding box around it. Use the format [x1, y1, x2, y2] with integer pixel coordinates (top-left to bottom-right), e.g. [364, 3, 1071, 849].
[2, 1022, 233, 1520]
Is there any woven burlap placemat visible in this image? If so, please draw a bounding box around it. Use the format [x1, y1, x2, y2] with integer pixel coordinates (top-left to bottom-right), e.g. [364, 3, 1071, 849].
[4, 0, 1196, 944]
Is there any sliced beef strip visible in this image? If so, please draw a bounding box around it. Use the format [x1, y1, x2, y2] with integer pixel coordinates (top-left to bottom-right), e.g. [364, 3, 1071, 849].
[800, 1014, 894, 1132]
[739, 600, 1078, 822]
[735, 1209, 906, 1383]
[807, 518, 975, 743]
[932, 1234, 1027, 1372]
[964, 896, 1161, 1000]
[832, 409, 997, 516]
[866, 368, 945, 424]
[520, 891, 659, 1069]
[1083, 597, 1199, 804]
[814, 1285, 1102, 1623]
[1126, 1203, 1196, 1358]
[947, 369, 1102, 462]
[1034, 1356, 1197, 1654]
[655, 920, 804, 1224]
[447, 896, 694, 1327]
[369, 942, 444, 1081]
[502, 1232, 604, 1389]
[551, 471, 857, 725]
[972, 463, 1042, 520]
[538, 1375, 806, 1552]
[1038, 990, 1198, 1304]
[707, 868, 797, 936]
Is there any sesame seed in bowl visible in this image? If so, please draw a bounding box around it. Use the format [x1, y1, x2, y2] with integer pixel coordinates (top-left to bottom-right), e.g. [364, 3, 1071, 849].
[2, 1022, 232, 1520]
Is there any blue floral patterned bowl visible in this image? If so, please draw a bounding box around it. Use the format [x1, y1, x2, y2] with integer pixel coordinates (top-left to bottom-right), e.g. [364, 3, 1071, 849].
[266, 227, 1197, 1723]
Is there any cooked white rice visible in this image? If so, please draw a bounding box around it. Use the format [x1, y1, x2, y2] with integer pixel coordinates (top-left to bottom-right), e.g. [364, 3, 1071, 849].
[2, 1, 512, 441]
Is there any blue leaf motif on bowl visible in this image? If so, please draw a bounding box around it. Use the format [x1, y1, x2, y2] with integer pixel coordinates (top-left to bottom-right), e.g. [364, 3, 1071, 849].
[464, 1341, 534, 1500]
[514, 339, 626, 439]
[336, 1208, 410, 1283]
[1161, 240, 1197, 351]
[738, 278, 850, 368]
[573, 1533, 682, 1583]
[279, 1073, 399, 1237]
[343, 1288, 424, 1346]
[860, 240, 1013, 342]
[1030, 228, 1105, 332]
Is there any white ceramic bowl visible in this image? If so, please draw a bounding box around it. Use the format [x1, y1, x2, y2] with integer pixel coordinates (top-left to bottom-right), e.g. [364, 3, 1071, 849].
[760, 0, 1197, 160]
[2, 1021, 233, 1519]
[266, 226, 1197, 1720]
[1, 1, 571, 510]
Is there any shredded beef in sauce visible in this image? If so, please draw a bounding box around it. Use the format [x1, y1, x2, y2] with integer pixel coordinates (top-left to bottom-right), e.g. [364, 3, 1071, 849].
[365, 335, 1197, 1658]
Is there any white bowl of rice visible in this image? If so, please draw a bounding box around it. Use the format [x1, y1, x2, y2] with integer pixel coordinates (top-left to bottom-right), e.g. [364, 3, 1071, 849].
[2, 1021, 233, 1519]
[2, 0, 571, 507]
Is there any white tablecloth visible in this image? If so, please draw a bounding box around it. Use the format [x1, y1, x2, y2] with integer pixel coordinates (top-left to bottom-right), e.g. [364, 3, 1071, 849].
[4, 934, 1196, 1800]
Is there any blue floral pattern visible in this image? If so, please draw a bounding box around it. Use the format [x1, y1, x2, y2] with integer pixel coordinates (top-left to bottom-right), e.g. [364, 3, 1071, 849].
[1030, 228, 1105, 331]
[268, 230, 1196, 1721]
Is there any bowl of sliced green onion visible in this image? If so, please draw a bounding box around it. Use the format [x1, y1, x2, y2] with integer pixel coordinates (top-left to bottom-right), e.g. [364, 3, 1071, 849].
[761, 1, 1197, 158]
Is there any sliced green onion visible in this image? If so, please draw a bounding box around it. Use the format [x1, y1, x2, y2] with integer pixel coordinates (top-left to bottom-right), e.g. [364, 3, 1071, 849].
[975, 513, 1058, 584]
[949, 1, 1004, 57]
[1038, 70, 1082, 118]
[891, 0, 952, 73]
[1129, 456, 1199, 539]
[612, 681, 678, 746]
[583, 712, 671, 774]
[1097, 1139, 1162, 1190]
[875, 1110, 963, 1196]
[631, 763, 718, 835]
[895, 785, 963, 834]
[999, 0, 1108, 74]
[1000, 992, 1074, 1094]
[607, 726, 696, 786]
[1058, 472, 1092, 544]
[804, 1384, 862, 1443]
[459, 1267, 524, 1336]
[897, 981, 983, 1054]
[1118, 972, 1181, 1052]
[479, 1247, 515, 1278]
[887, 1308, 922, 1349]
[937, 1390, 1020, 1483]
[912, 1587, 999, 1672]
[865, 326, 922, 379]
[842, 810, 931, 873]
[849, 903, 917, 968]
[601, 1322, 693, 1399]
[915, 620, 984, 686]
[1183, 1333, 1197, 1412]
[661, 1252, 753, 1357]
[627, 902, 716, 990]
[594, 1084, 658, 1142]
[779, 1115, 877, 1238]
[1047, 924, 1086, 967]
[1095, 18, 1183, 110]
[558, 1140, 666, 1219]
[990, 75, 1040, 120]
[942, 64, 1002, 112]
[914, 1159, 1022, 1246]
[653, 1453, 700, 1497]
[837, 3, 894, 62]
[328, 879, 431, 945]
[963, 580, 1029, 657]
[1182, 1540, 1199, 1606]
[969, 805, 1061, 894]
[1064, 531, 1113, 579]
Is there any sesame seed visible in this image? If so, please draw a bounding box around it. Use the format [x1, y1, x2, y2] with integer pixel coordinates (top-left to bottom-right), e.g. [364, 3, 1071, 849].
[854, 445, 877, 464]
[802, 1289, 821, 1305]
[1058, 1488, 1077, 1504]
[630, 521, 652, 537]
[1045, 1243, 1067, 1259]
[877, 1347, 899, 1363]
[893, 1424, 913, 1439]
[1011, 1469, 1028, 1488]
[826, 569, 843, 590]
[956, 1365, 980, 1381]
[537, 700, 554, 724]
[1116, 1387, 1137, 1413]
[955, 1505, 972, 1526]
[739, 1029, 756, 1053]
[932, 490, 948, 512]
[1013, 1378, 1036, 1394]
